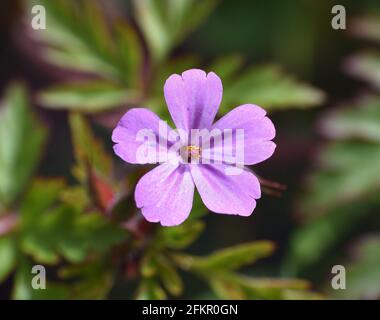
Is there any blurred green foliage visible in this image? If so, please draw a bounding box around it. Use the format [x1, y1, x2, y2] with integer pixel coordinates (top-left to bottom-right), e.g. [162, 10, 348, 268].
[286, 13, 380, 299]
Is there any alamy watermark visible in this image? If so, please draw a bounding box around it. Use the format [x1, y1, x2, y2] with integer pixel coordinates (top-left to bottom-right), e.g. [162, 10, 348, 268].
[331, 265, 346, 290]
[31, 5, 46, 30]
[31, 265, 46, 290]
[331, 5, 346, 30]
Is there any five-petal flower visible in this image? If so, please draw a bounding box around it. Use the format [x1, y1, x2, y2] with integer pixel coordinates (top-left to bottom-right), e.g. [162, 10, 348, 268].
[112, 69, 276, 226]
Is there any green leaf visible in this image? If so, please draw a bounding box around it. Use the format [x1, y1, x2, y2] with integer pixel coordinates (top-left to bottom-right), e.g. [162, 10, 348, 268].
[141, 253, 157, 278]
[38, 82, 137, 113]
[113, 22, 144, 86]
[45, 2, 116, 76]
[159, 220, 204, 250]
[74, 213, 127, 257]
[30, 0, 143, 113]
[203, 269, 318, 300]
[208, 276, 246, 299]
[134, 0, 218, 61]
[233, 275, 310, 291]
[0, 237, 17, 282]
[20, 205, 127, 264]
[136, 278, 167, 300]
[60, 186, 89, 211]
[155, 254, 183, 296]
[133, 0, 171, 62]
[299, 141, 380, 218]
[335, 236, 380, 299]
[291, 97, 380, 274]
[180, 0, 219, 44]
[68, 114, 117, 212]
[173, 241, 275, 272]
[69, 112, 112, 181]
[12, 258, 68, 300]
[21, 178, 65, 225]
[284, 203, 369, 274]
[321, 96, 380, 142]
[221, 64, 325, 112]
[28, 0, 120, 80]
[345, 52, 380, 90]
[301, 97, 380, 217]
[59, 261, 114, 299]
[209, 273, 312, 300]
[0, 84, 47, 207]
[188, 190, 209, 221]
[208, 54, 245, 83]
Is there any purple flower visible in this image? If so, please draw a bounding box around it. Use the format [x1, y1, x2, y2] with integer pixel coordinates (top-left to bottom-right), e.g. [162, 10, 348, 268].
[112, 69, 276, 226]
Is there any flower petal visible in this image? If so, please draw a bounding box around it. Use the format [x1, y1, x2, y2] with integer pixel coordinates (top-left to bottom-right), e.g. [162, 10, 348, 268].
[135, 163, 195, 226]
[210, 104, 276, 165]
[190, 164, 261, 216]
[164, 69, 223, 132]
[112, 108, 172, 164]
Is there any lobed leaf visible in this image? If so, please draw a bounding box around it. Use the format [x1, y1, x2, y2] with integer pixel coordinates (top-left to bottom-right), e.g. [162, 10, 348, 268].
[155, 254, 183, 296]
[208, 273, 313, 300]
[28, 0, 120, 80]
[300, 142, 380, 217]
[59, 261, 115, 299]
[20, 205, 127, 264]
[208, 54, 245, 83]
[159, 220, 204, 250]
[21, 178, 65, 225]
[221, 64, 325, 112]
[69, 112, 112, 180]
[321, 96, 380, 142]
[284, 203, 371, 274]
[0, 84, 47, 207]
[334, 236, 380, 299]
[134, 0, 218, 61]
[135, 278, 167, 300]
[300, 98, 380, 218]
[38, 82, 137, 113]
[173, 241, 275, 272]
[29, 0, 143, 113]
[12, 258, 68, 300]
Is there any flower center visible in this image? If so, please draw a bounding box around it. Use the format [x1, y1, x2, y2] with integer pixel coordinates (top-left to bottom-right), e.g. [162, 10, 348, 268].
[180, 145, 202, 163]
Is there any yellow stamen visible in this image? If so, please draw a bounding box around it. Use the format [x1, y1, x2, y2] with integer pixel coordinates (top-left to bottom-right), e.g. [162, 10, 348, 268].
[180, 145, 202, 162]
[186, 145, 202, 159]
